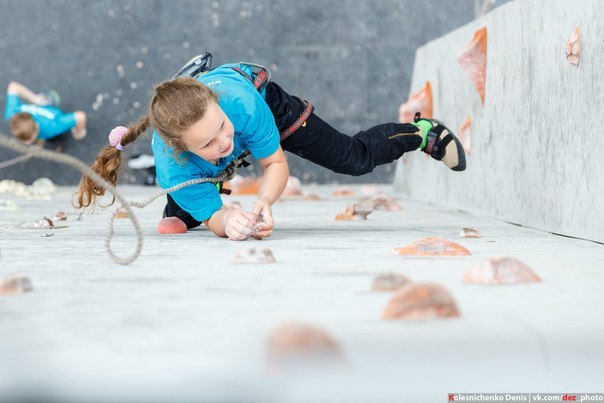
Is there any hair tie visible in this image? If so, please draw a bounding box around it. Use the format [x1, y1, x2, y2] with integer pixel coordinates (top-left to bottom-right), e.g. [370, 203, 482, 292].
[108, 126, 128, 151]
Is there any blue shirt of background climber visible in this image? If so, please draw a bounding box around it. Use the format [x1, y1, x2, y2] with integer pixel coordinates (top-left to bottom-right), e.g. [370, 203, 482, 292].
[4, 81, 87, 144]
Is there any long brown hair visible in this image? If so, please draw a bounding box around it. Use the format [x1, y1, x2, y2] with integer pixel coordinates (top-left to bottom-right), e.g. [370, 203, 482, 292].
[74, 77, 218, 209]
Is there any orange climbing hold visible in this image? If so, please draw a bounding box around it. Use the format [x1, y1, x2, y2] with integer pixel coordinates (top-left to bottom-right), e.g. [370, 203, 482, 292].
[335, 202, 373, 221]
[382, 283, 460, 320]
[304, 193, 321, 201]
[457, 27, 487, 105]
[399, 81, 433, 123]
[0, 275, 33, 296]
[458, 116, 472, 155]
[225, 175, 262, 195]
[157, 217, 187, 234]
[391, 237, 471, 256]
[332, 188, 355, 197]
[463, 257, 541, 285]
[267, 322, 345, 372]
[566, 27, 580, 66]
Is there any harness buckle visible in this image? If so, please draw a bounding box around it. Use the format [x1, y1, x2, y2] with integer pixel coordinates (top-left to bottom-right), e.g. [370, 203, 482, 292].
[173, 52, 213, 79]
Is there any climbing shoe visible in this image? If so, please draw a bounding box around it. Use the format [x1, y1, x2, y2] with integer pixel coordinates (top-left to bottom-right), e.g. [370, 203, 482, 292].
[412, 112, 466, 171]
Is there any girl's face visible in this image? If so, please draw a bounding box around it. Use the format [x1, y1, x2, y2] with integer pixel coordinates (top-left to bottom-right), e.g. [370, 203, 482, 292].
[181, 102, 235, 162]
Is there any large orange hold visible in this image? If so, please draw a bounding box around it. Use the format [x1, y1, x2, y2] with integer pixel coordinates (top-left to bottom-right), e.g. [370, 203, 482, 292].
[463, 257, 541, 285]
[458, 27, 487, 105]
[267, 322, 345, 372]
[157, 217, 188, 234]
[399, 81, 433, 123]
[0, 275, 33, 296]
[224, 175, 262, 195]
[382, 283, 460, 320]
[391, 237, 471, 256]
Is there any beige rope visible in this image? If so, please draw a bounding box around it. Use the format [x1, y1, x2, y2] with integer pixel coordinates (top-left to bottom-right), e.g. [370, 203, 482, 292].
[0, 153, 33, 169]
[127, 161, 238, 209]
[0, 133, 240, 265]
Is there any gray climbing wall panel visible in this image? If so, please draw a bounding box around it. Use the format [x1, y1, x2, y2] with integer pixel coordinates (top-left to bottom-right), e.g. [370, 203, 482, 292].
[394, 0, 604, 242]
[0, 0, 509, 185]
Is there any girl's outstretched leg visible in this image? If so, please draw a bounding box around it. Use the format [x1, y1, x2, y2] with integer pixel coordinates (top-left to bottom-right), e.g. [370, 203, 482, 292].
[280, 112, 423, 176]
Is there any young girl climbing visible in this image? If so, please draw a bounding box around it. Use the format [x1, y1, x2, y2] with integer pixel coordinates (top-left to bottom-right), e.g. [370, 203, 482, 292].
[75, 56, 466, 241]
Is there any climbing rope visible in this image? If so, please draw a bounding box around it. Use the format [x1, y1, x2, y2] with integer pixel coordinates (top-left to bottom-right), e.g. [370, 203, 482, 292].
[0, 153, 33, 169]
[0, 133, 240, 265]
[127, 162, 238, 209]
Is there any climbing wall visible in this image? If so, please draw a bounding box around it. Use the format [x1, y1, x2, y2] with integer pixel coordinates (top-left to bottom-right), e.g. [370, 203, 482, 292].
[394, 0, 604, 243]
[0, 0, 496, 186]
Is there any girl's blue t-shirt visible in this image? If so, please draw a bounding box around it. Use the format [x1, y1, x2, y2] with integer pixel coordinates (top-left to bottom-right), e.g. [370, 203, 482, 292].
[151, 63, 280, 222]
[4, 94, 76, 139]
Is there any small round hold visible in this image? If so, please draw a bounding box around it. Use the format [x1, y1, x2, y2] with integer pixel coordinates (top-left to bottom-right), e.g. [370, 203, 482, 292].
[157, 217, 188, 234]
[267, 322, 345, 373]
[391, 237, 471, 256]
[332, 188, 354, 197]
[458, 227, 481, 238]
[0, 275, 33, 296]
[463, 257, 541, 285]
[335, 202, 373, 221]
[361, 193, 402, 211]
[232, 248, 276, 264]
[371, 273, 412, 292]
[54, 211, 67, 221]
[304, 193, 321, 201]
[382, 283, 460, 320]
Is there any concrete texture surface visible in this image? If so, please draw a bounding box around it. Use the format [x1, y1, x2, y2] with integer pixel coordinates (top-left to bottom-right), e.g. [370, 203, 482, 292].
[1, 184, 603, 402]
[0, 0, 512, 185]
[394, 0, 604, 242]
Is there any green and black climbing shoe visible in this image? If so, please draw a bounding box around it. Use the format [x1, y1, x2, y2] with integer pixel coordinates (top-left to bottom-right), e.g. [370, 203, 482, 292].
[412, 112, 466, 171]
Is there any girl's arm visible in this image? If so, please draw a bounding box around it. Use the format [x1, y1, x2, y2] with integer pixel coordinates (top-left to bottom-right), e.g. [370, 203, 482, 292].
[251, 146, 289, 239]
[204, 146, 289, 241]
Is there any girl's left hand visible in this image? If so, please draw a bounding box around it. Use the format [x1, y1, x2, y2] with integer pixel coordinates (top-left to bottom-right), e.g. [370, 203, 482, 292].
[252, 199, 274, 239]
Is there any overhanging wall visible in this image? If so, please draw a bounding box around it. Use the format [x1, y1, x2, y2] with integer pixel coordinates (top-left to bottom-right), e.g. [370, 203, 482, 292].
[394, 0, 603, 243]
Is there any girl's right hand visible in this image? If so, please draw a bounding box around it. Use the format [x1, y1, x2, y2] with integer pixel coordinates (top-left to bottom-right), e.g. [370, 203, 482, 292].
[224, 210, 257, 241]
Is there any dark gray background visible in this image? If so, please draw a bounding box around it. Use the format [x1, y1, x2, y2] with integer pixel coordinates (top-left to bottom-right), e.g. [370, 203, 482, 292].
[0, 0, 508, 185]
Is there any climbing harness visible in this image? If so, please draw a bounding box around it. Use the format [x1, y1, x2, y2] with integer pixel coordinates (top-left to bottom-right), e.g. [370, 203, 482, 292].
[229, 61, 313, 142]
[230, 62, 272, 93]
[175, 53, 314, 142]
[279, 99, 314, 142]
[173, 52, 214, 79]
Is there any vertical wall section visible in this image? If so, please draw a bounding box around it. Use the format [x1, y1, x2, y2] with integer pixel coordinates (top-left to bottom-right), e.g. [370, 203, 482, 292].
[394, 0, 603, 243]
